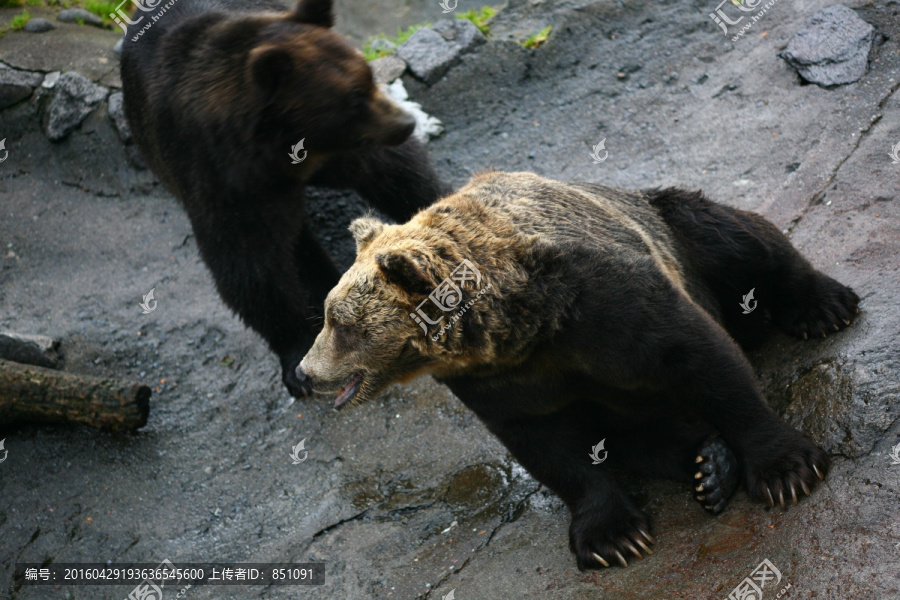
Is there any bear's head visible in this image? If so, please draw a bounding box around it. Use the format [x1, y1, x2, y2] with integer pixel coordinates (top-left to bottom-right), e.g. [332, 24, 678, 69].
[248, 0, 415, 159]
[297, 209, 505, 410]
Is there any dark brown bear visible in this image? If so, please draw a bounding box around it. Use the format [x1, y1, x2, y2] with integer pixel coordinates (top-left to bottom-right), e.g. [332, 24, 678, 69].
[120, 0, 447, 396]
[298, 172, 860, 570]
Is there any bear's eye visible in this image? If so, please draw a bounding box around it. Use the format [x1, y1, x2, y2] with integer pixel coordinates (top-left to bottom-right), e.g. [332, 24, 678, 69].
[333, 323, 358, 348]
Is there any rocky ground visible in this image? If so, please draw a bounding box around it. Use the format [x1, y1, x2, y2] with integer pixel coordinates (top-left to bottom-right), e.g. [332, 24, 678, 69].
[1, 0, 899, 599]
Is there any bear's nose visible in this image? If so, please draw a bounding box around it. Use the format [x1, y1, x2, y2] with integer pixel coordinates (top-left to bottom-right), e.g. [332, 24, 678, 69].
[295, 365, 310, 384]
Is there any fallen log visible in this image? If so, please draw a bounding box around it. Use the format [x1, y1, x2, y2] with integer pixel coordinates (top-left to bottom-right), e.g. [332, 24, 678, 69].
[0, 359, 150, 431]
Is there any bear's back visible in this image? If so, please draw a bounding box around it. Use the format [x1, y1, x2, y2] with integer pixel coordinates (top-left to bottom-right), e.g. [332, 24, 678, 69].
[458, 172, 690, 295]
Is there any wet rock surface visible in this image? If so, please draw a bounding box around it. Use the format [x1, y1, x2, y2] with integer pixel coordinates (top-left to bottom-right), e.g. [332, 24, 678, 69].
[1, 0, 899, 599]
[780, 4, 877, 87]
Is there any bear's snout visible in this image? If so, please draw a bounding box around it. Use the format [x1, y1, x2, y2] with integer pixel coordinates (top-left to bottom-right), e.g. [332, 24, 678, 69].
[366, 92, 416, 146]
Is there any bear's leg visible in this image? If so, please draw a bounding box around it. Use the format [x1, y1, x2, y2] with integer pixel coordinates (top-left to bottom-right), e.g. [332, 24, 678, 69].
[474, 403, 656, 570]
[644, 296, 831, 511]
[191, 202, 339, 397]
[309, 138, 450, 221]
[646, 188, 860, 343]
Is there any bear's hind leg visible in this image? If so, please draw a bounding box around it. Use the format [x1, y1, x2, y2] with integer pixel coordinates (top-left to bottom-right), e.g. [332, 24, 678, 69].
[473, 403, 656, 569]
[647, 188, 860, 343]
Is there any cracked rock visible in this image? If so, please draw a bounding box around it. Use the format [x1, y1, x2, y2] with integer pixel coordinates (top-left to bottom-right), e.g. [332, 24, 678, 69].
[107, 92, 132, 143]
[780, 5, 876, 87]
[398, 19, 486, 85]
[46, 72, 109, 141]
[0, 66, 43, 110]
[0, 331, 61, 369]
[24, 18, 55, 33]
[56, 8, 105, 28]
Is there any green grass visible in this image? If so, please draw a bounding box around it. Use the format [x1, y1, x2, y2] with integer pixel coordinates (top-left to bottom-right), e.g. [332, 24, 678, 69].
[84, 0, 118, 24]
[520, 25, 552, 49]
[363, 22, 427, 61]
[9, 8, 29, 28]
[457, 5, 497, 36]
[0, 0, 25, 7]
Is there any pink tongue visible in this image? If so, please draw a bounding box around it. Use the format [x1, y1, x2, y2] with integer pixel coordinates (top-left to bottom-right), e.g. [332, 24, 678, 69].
[334, 375, 360, 409]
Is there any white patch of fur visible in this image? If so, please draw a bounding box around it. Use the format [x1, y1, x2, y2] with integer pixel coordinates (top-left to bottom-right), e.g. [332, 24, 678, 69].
[380, 79, 443, 143]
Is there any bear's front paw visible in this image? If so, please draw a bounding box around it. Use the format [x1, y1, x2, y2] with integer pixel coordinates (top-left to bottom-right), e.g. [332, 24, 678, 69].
[744, 435, 829, 509]
[568, 498, 655, 570]
[776, 275, 860, 340]
[693, 434, 740, 514]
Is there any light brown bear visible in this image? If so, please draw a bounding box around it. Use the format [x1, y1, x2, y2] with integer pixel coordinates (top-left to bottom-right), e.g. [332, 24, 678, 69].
[297, 171, 858, 569]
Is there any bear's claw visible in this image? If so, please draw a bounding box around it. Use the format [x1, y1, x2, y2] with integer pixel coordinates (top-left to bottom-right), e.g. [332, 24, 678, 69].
[569, 502, 655, 570]
[693, 434, 740, 515]
[744, 432, 829, 510]
[775, 275, 859, 340]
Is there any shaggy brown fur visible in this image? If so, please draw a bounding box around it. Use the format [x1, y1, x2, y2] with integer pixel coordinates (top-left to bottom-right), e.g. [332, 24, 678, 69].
[120, 0, 448, 397]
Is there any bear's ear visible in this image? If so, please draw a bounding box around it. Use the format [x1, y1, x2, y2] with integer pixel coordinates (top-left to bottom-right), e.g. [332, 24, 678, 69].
[376, 250, 436, 296]
[290, 0, 334, 27]
[349, 216, 386, 254]
[248, 46, 294, 104]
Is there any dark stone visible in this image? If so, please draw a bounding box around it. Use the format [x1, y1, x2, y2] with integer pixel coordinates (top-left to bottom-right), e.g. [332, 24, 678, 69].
[56, 8, 104, 28]
[23, 18, 55, 33]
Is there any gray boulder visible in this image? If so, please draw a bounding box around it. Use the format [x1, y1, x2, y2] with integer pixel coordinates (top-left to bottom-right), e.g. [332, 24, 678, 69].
[0, 331, 61, 369]
[107, 92, 132, 143]
[23, 18, 55, 33]
[0, 66, 43, 110]
[398, 19, 486, 85]
[46, 72, 109, 141]
[56, 8, 104, 28]
[780, 5, 876, 87]
[369, 38, 396, 54]
[369, 55, 407, 85]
